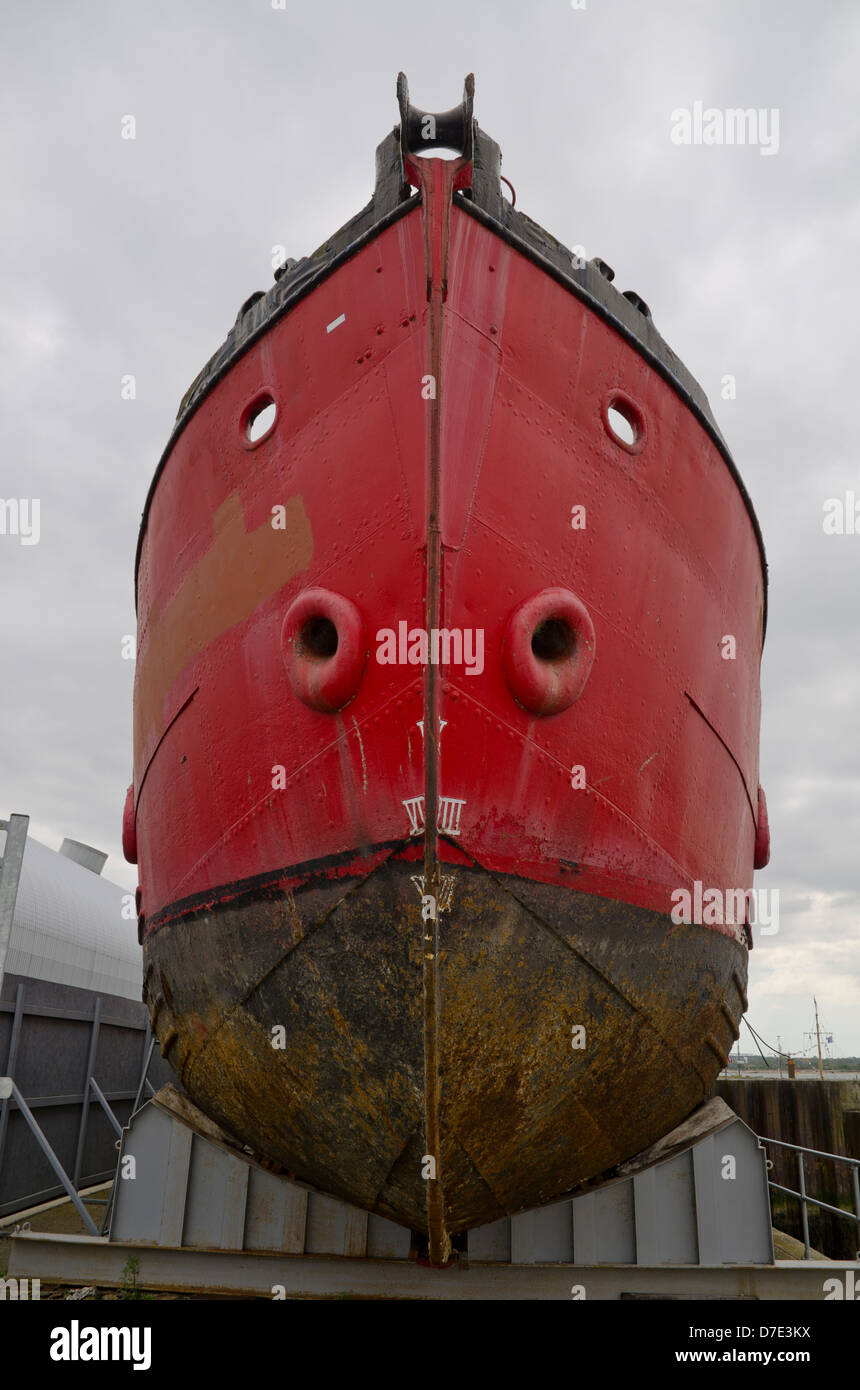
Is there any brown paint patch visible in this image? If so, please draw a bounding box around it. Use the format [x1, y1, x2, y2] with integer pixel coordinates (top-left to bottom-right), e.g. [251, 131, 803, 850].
[135, 490, 313, 758]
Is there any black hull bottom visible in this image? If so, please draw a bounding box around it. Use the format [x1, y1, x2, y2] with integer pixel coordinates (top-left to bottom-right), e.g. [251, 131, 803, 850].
[143, 857, 747, 1233]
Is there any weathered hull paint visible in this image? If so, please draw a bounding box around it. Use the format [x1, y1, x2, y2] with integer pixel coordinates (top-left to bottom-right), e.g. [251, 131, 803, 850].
[130, 79, 767, 1248]
[143, 857, 747, 1233]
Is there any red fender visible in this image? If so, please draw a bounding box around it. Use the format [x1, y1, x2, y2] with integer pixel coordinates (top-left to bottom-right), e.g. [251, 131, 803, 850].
[122, 782, 138, 864]
[754, 784, 770, 869]
[502, 588, 596, 716]
[281, 588, 367, 714]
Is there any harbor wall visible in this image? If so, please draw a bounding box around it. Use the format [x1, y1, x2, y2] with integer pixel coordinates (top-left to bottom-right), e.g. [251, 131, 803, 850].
[714, 1078, 860, 1258]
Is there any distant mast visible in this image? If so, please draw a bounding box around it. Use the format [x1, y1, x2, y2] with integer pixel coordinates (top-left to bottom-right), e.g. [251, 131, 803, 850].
[814, 996, 825, 1080]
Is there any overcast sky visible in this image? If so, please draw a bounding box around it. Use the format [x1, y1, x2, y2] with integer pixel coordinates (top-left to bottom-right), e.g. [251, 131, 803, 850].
[1, 0, 858, 1056]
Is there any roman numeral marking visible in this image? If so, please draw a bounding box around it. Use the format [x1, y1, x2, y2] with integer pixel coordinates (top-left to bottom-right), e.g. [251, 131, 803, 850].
[438, 797, 465, 835]
[402, 795, 466, 836]
[410, 873, 455, 913]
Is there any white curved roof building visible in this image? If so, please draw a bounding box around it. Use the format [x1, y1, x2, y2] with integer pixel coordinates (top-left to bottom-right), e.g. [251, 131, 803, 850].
[0, 826, 142, 1001]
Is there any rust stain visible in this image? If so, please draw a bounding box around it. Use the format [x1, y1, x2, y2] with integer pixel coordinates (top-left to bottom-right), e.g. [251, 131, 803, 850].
[135, 490, 313, 753]
[143, 857, 748, 1234]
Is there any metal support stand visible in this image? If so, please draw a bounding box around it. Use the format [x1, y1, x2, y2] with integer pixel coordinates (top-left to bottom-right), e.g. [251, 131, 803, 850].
[11, 1089, 857, 1298]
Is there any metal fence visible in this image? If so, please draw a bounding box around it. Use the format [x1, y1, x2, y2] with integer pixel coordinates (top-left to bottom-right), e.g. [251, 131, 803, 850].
[761, 1134, 860, 1260]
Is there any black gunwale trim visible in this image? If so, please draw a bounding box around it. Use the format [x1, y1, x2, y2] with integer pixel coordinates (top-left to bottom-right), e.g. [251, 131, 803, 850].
[143, 836, 412, 936]
[143, 845, 742, 947]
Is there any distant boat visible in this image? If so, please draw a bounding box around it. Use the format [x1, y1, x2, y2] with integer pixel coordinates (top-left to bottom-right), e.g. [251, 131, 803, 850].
[124, 75, 769, 1261]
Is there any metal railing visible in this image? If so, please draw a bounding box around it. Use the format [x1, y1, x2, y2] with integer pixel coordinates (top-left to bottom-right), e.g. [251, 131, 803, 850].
[761, 1134, 860, 1259]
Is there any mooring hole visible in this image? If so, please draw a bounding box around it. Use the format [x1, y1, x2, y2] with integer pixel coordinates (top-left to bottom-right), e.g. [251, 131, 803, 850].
[531, 618, 575, 662]
[299, 616, 338, 659]
[607, 402, 638, 447]
[246, 397, 277, 443]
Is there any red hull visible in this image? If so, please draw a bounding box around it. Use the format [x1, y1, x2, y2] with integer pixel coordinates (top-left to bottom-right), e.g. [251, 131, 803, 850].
[128, 79, 767, 1252]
